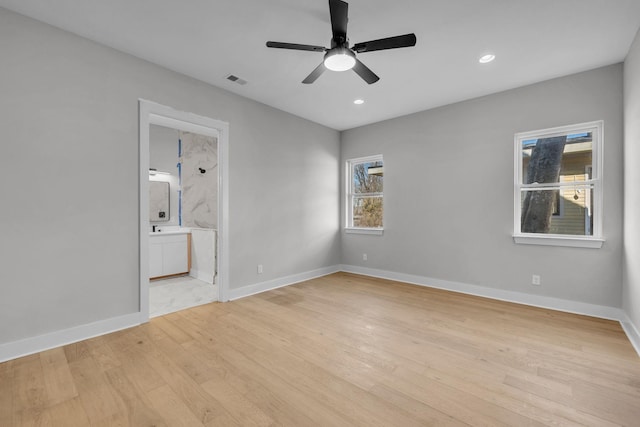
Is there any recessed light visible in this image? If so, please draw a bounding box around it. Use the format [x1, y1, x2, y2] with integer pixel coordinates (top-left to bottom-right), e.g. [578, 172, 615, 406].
[479, 54, 496, 64]
[354, 99, 365, 105]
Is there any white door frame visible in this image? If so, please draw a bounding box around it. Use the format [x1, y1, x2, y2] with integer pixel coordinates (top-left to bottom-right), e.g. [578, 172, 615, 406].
[138, 99, 230, 322]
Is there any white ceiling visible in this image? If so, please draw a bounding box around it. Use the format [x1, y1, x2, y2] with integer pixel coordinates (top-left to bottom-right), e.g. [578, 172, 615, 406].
[2, 0, 640, 130]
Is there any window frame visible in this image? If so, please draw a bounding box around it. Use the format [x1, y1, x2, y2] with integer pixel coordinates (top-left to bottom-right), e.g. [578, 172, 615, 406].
[513, 120, 604, 248]
[345, 154, 384, 235]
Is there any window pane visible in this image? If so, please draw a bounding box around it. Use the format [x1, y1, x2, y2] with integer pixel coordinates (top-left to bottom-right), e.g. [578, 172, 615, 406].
[521, 186, 593, 235]
[521, 133, 592, 184]
[353, 161, 383, 194]
[353, 195, 383, 228]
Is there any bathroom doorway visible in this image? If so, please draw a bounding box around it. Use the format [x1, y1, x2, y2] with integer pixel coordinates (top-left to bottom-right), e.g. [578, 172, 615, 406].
[148, 125, 218, 317]
[139, 100, 229, 322]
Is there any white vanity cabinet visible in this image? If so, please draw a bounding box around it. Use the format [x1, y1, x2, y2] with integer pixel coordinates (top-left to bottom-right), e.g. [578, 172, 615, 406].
[149, 232, 191, 279]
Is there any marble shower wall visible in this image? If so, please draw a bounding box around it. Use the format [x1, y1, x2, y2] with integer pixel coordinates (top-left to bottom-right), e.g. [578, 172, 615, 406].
[180, 131, 218, 229]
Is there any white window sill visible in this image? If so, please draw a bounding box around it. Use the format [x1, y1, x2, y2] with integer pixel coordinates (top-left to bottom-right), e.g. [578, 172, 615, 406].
[513, 234, 604, 249]
[345, 228, 384, 236]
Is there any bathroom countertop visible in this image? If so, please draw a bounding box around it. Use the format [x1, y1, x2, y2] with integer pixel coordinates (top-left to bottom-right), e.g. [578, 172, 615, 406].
[149, 228, 191, 236]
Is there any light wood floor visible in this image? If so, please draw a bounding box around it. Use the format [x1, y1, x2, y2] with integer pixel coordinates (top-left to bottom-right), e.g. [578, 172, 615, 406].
[2, 272, 640, 426]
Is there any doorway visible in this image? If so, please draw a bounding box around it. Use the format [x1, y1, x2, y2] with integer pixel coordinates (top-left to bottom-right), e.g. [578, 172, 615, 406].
[139, 100, 229, 323]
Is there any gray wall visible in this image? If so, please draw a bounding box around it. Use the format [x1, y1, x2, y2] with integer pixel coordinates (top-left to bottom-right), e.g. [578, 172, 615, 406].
[0, 8, 340, 344]
[624, 29, 640, 329]
[341, 64, 624, 307]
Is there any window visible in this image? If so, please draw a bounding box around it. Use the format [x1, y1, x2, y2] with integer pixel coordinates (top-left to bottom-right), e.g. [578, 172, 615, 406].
[514, 121, 603, 248]
[346, 155, 383, 234]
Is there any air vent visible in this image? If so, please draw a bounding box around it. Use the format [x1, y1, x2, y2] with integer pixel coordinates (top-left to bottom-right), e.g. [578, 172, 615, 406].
[225, 74, 247, 85]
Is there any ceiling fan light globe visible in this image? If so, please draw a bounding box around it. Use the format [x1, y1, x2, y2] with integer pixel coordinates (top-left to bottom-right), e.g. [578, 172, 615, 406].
[324, 49, 356, 71]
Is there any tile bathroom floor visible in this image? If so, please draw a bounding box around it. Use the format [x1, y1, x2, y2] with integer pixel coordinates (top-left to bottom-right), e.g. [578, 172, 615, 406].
[149, 275, 218, 318]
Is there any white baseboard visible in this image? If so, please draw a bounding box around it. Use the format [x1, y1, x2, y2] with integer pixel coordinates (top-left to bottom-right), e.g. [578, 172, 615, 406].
[0, 312, 142, 363]
[620, 314, 640, 357]
[339, 264, 640, 357]
[3, 265, 638, 363]
[340, 265, 626, 321]
[227, 265, 341, 300]
[0, 265, 340, 363]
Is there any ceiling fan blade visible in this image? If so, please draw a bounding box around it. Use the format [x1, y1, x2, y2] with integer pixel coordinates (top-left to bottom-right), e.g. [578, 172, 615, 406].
[329, 0, 348, 41]
[352, 59, 379, 84]
[266, 41, 326, 52]
[302, 62, 327, 84]
[353, 33, 417, 53]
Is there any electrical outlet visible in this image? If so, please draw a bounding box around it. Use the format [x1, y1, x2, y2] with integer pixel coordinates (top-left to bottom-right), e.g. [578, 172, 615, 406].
[363, 253, 367, 261]
[257, 264, 263, 274]
[532, 274, 541, 286]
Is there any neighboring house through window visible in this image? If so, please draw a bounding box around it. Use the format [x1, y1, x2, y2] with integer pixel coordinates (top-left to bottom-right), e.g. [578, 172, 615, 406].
[346, 155, 383, 234]
[514, 121, 603, 248]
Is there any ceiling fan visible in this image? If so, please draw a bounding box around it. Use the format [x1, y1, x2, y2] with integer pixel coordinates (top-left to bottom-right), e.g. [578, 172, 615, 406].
[266, 0, 417, 84]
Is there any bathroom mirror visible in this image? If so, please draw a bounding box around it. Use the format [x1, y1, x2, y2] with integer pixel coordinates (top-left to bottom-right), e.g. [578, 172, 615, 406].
[149, 181, 170, 222]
